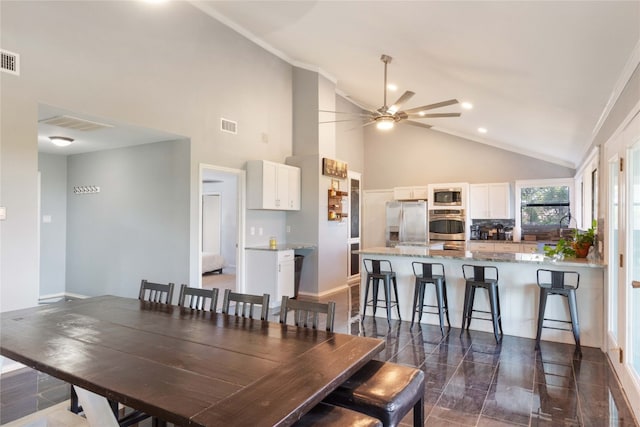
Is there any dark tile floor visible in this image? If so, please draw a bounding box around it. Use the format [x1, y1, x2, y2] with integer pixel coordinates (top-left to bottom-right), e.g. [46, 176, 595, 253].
[1, 286, 638, 426]
[356, 318, 638, 427]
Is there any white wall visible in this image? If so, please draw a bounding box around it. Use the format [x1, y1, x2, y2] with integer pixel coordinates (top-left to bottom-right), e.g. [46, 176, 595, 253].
[37, 153, 67, 298]
[363, 124, 575, 189]
[1, 1, 293, 310]
[65, 140, 190, 300]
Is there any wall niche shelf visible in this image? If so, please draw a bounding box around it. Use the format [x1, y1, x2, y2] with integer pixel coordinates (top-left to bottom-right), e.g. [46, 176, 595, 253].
[328, 189, 348, 221]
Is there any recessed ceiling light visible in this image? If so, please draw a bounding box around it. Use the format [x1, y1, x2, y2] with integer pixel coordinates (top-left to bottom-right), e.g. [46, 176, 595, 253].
[387, 83, 398, 91]
[49, 136, 74, 147]
[461, 102, 473, 110]
[478, 127, 488, 134]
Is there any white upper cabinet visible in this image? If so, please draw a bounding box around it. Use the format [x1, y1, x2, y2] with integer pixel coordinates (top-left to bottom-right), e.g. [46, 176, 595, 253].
[469, 183, 513, 219]
[393, 186, 428, 200]
[246, 160, 301, 210]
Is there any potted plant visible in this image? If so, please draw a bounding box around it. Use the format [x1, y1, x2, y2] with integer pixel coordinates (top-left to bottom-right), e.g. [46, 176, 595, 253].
[572, 220, 596, 258]
[543, 220, 596, 259]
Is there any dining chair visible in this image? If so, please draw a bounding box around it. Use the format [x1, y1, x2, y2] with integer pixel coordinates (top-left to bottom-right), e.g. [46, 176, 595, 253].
[222, 289, 270, 320]
[279, 296, 336, 332]
[178, 284, 218, 311]
[139, 279, 175, 304]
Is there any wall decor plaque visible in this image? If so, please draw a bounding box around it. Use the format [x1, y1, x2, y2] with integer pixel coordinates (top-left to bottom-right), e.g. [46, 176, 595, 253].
[322, 158, 347, 179]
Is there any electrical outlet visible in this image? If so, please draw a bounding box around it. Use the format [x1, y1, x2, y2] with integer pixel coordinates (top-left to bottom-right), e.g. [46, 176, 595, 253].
[286, 226, 291, 233]
[258, 227, 263, 236]
[250, 226, 255, 236]
[0, 207, 5, 221]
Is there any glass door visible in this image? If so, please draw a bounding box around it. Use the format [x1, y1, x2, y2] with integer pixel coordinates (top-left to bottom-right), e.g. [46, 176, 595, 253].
[606, 154, 620, 357]
[606, 111, 640, 421]
[628, 140, 640, 381]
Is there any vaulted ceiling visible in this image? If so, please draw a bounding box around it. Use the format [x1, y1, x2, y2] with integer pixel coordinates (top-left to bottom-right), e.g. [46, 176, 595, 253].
[193, 1, 640, 168]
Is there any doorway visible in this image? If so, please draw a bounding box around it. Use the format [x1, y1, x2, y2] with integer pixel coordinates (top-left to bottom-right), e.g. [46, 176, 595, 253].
[199, 164, 245, 294]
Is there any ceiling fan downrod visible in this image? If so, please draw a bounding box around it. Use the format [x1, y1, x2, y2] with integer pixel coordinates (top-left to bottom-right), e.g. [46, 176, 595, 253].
[380, 54, 392, 110]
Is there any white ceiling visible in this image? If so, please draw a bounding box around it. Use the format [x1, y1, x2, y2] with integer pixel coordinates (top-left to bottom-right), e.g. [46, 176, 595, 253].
[38, 104, 185, 155]
[193, 0, 640, 168]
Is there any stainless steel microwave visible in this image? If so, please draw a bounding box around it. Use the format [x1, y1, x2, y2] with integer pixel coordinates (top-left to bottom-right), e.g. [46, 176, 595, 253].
[432, 188, 463, 206]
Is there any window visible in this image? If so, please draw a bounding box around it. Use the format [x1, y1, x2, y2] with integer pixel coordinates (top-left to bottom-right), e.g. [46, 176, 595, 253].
[515, 179, 575, 239]
[520, 185, 571, 226]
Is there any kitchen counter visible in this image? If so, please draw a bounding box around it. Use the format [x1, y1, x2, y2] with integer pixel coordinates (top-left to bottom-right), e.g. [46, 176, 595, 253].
[245, 243, 316, 251]
[357, 246, 605, 348]
[359, 246, 605, 268]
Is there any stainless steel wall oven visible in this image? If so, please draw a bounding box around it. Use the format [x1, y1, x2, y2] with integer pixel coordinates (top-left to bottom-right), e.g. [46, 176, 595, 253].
[429, 209, 466, 246]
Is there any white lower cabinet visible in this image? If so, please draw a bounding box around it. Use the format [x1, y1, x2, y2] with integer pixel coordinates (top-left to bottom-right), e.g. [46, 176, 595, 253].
[245, 249, 294, 308]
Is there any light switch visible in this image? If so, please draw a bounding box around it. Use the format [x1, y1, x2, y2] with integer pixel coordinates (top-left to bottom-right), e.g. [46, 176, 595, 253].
[0, 207, 5, 221]
[43, 215, 52, 223]
[250, 226, 255, 236]
[258, 227, 263, 236]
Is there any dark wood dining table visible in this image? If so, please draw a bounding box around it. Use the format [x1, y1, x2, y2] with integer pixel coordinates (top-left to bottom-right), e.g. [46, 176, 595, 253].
[0, 295, 384, 426]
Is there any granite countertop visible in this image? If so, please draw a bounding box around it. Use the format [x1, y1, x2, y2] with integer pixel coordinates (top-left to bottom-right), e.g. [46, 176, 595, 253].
[245, 243, 316, 251]
[357, 246, 605, 268]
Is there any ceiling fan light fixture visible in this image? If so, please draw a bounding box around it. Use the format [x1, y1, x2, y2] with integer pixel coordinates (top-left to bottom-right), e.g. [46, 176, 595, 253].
[376, 117, 395, 130]
[462, 102, 473, 110]
[387, 83, 398, 91]
[478, 127, 488, 134]
[49, 136, 74, 147]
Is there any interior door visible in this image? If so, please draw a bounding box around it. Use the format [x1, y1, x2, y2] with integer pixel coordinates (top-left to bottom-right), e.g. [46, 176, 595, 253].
[347, 172, 361, 279]
[202, 195, 221, 254]
[606, 111, 640, 421]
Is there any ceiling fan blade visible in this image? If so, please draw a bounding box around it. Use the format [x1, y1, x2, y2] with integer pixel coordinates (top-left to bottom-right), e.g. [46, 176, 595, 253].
[403, 99, 459, 114]
[407, 112, 462, 119]
[319, 110, 375, 118]
[388, 91, 415, 113]
[319, 119, 367, 124]
[403, 120, 432, 129]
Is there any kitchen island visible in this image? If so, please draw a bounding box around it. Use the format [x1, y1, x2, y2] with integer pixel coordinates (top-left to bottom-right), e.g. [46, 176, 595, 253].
[358, 246, 605, 348]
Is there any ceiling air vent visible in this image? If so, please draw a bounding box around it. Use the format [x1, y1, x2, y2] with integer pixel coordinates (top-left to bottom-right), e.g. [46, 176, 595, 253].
[1, 49, 19, 75]
[220, 118, 237, 135]
[38, 115, 113, 132]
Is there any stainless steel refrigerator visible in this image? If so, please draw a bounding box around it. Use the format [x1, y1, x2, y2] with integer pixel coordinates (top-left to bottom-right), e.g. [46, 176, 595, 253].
[385, 201, 428, 247]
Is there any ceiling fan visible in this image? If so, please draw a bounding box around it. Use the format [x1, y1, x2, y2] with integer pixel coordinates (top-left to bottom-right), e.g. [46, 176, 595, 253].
[321, 54, 461, 130]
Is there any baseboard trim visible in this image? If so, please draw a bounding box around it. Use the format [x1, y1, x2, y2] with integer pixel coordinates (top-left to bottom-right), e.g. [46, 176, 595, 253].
[298, 284, 350, 300]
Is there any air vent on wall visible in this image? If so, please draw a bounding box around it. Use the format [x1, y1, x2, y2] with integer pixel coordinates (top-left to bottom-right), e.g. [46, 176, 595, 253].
[220, 118, 237, 134]
[38, 115, 114, 132]
[1, 49, 19, 75]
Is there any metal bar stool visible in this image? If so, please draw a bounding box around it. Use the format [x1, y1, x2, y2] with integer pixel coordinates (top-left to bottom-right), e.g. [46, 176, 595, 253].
[362, 259, 401, 324]
[535, 269, 581, 353]
[410, 262, 450, 335]
[460, 264, 503, 342]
